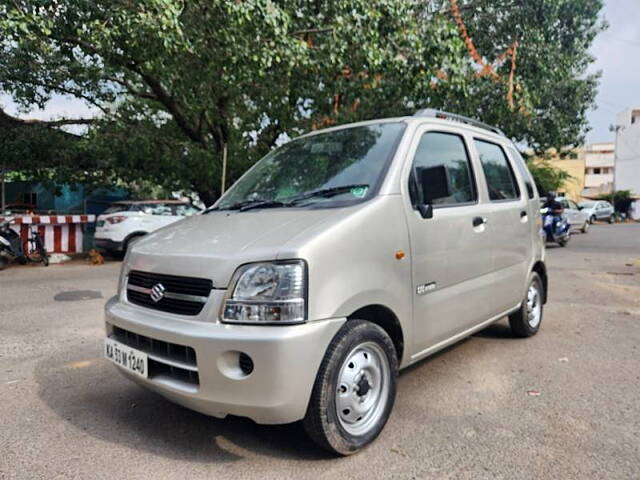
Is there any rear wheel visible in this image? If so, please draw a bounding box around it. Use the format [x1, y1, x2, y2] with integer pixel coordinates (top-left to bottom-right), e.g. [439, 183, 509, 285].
[0, 256, 8, 270]
[608, 215, 614, 224]
[303, 320, 398, 455]
[509, 272, 544, 337]
[581, 221, 589, 233]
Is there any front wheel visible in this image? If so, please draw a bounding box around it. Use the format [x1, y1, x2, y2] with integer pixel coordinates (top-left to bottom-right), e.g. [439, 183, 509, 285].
[509, 272, 544, 337]
[303, 320, 398, 455]
[23, 240, 49, 265]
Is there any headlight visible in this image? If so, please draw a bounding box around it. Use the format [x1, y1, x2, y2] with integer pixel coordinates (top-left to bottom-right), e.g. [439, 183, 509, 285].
[221, 260, 307, 324]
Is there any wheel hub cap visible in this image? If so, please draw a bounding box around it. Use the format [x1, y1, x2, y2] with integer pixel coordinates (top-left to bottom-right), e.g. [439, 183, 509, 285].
[336, 341, 391, 436]
[526, 283, 542, 328]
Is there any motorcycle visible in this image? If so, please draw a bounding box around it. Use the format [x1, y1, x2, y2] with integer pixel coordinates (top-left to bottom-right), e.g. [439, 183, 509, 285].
[0, 217, 25, 270]
[541, 207, 571, 247]
[0, 218, 49, 270]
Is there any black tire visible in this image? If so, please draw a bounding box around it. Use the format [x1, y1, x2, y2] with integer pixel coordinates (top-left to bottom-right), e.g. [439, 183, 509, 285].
[303, 320, 398, 456]
[122, 233, 145, 255]
[581, 221, 589, 234]
[0, 257, 8, 270]
[590, 215, 596, 224]
[608, 215, 614, 224]
[509, 272, 544, 337]
[41, 248, 49, 266]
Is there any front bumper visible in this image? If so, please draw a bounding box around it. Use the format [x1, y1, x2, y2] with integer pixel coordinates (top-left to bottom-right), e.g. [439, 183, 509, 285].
[105, 296, 345, 424]
[94, 237, 123, 252]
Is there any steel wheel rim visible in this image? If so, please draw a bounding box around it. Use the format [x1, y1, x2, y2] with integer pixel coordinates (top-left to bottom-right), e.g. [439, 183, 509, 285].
[526, 283, 542, 328]
[335, 341, 390, 436]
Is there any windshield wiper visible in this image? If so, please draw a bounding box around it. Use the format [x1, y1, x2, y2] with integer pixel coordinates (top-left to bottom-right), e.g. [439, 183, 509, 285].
[289, 184, 370, 204]
[204, 199, 287, 213]
[204, 184, 369, 213]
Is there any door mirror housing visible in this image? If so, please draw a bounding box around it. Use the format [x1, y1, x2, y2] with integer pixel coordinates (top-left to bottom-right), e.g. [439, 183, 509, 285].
[416, 165, 451, 219]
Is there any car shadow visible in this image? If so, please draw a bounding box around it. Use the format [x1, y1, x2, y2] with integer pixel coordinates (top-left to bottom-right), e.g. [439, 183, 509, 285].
[34, 347, 333, 463]
[35, 320, 518, 462]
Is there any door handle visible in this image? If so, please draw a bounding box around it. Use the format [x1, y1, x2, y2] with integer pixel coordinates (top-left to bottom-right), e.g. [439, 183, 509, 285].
[520, 210, 528, 218]
[472, 216, 487, 227]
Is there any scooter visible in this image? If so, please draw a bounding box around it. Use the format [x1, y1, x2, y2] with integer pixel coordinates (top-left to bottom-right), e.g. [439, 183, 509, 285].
[541, 207, 571, 247]
[0, 217, 27, 270]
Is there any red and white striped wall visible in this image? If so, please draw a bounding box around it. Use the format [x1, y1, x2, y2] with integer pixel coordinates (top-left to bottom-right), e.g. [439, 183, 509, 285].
[0, 215, 95, 254]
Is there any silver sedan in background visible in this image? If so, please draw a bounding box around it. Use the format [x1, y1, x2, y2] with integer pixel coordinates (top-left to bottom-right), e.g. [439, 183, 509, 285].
[579, 200, 615, 224]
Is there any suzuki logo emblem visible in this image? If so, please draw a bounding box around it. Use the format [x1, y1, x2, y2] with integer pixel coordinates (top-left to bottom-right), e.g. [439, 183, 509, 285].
[150, 283, 166, 303]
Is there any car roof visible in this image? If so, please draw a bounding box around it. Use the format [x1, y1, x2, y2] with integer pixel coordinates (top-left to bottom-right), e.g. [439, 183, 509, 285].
[296, 113, 508, 144]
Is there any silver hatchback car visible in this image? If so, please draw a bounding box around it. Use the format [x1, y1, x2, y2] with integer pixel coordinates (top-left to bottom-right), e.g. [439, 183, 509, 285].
[105, 110, 547, 455]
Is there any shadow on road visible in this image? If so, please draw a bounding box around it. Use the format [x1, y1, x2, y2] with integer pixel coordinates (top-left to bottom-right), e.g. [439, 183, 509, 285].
[34, 346, 332, 463]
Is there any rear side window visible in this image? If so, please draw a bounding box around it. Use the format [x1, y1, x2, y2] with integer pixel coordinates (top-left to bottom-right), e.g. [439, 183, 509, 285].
[411, 132, 477, 206]
[475, 140, 520, 201]
[103, 204, 130, 214]
[507, 147, 536, 199]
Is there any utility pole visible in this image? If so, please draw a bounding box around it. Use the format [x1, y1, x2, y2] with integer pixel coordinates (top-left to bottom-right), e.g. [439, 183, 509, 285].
[609, 124, 624, 193]
[1, 163, 5, 213]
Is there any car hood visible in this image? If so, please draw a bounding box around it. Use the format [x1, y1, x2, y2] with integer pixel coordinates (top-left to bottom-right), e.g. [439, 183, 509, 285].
[126, 208, 337, 287]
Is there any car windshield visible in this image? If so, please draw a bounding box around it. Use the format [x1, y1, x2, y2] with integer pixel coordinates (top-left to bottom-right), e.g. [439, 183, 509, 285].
[213, 122, 406, 210]
[580, 201, 596, 208]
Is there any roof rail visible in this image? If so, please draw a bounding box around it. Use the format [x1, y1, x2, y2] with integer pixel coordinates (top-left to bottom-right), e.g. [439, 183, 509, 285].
[413, 108, 505, 136]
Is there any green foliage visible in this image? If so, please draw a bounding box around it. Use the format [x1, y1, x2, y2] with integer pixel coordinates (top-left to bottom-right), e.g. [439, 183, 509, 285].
[526, 159, 573, 195]
[597, 190, 634, 214]
[0, 0, 604, 204]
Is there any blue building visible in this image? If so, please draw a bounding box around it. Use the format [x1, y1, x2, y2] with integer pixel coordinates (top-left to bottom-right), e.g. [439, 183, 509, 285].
[2, 181, 128, 215]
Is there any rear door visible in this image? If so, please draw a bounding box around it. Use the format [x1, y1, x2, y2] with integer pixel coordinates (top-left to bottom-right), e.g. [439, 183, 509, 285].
[405, 127, 496, 355]
[472, 137, 531, 314]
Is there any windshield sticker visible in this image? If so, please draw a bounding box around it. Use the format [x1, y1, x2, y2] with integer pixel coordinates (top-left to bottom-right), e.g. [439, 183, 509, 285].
[351, 186, 368, 198]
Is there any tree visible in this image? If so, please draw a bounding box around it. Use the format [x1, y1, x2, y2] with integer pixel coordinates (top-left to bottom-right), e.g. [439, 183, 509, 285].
[597, 190, 633, 215]
[526, 159, 573, 195]
[1, 0, 604, 205]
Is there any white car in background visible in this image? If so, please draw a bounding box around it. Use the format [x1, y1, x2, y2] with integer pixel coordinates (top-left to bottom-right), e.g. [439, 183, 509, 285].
[578, 200, 615, 224]
[558, 198, 591, 233]
[94, 200, 200, 254]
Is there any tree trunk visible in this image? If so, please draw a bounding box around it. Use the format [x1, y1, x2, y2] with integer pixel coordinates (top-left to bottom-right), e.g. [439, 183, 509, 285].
[195, 187, 219, 208]
[221, 142, 228, 195]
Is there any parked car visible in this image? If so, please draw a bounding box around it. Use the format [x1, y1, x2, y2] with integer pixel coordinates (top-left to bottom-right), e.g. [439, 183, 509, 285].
[578, 200, 614, 224]
[558, 198, 591, 233]
[104, 110, 547, 455]
[94, 200, 200, 254]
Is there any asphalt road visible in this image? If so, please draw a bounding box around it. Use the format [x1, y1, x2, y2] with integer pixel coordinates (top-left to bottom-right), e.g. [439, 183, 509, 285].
[1, 224, 639, 479]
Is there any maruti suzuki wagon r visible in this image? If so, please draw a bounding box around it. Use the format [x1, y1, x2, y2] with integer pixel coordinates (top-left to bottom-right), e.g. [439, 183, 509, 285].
[105, 109, 547, 455]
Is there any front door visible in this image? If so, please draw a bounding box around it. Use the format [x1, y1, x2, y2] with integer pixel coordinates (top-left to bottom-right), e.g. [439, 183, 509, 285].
[404, 128, 496, 356]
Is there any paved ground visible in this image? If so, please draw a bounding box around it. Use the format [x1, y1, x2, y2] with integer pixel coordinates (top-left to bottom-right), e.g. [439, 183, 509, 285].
[1, 224, 639, 479]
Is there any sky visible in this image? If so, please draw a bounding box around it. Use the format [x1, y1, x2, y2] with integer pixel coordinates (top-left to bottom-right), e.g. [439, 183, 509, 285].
[586, 0, 640, 144]
[1, 0, 638, 146]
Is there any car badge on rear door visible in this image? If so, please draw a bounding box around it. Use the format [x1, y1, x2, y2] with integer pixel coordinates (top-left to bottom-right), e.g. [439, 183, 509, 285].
[150, 283, 166, 302]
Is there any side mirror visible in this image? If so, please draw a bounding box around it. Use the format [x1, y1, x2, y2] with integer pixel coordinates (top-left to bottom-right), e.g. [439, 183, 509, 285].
[416, 165, 451, 219]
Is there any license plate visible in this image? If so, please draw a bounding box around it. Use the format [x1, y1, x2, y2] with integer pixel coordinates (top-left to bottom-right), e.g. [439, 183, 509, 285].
[105, 338, 148, 378]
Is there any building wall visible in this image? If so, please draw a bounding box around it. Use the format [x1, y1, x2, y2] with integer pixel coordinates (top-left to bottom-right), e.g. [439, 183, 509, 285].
[534, 149, 586, 201]
[584, 142, 615, 189]
[615, 109, 640, 197]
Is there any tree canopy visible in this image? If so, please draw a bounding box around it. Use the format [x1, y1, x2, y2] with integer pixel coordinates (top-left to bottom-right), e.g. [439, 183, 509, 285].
[0, 0, 604, 204]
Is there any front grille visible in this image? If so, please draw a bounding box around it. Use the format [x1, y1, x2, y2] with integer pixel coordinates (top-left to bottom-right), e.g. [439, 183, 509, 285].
[111, 326, 199, 387]
[127, 270, 212, 316]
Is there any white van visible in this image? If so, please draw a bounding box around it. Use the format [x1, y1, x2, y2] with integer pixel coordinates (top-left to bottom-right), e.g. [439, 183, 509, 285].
[104, 110, 547, 455]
